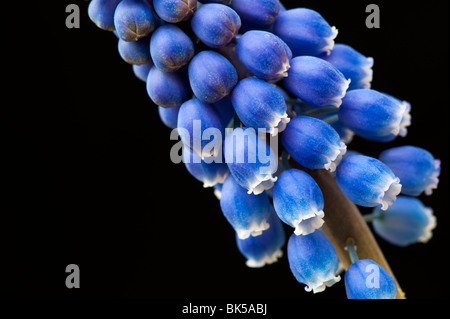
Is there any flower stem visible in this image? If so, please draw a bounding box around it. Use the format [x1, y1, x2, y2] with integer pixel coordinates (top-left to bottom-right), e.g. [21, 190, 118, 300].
[323, 114, 339, 124]
[301, 106, 339, 117]
[281, 151, 291, 171]
[363, 211, 384, 223]
[346, 238, 359, 264]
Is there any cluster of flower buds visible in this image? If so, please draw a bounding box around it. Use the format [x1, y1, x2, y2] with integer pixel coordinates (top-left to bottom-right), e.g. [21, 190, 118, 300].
[87, 0, 440, 299]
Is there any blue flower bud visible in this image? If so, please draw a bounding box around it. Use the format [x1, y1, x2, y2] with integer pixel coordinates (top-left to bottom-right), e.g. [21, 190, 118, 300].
[177, 98, 224, 157]
[284, 56, 350, 107]
[158, 105, 180, 129]
[282, 116, 347, 172]
[379, 146, 440, 196]
[236, 31, 292, 81]
[236, 210, 285, 267]
[188, 51, 238, 103]
[336, 154, 402, 210]
[320, 43, 373, 90]
[182, 146, 229, 188]
[273, 169, 325, 235]
[372, 196, 436, 247]
[118, 36, 151, 65]
[230, 0, 280, 29]
[287, 230, 341, 293]
[345, 259, 397, 299]
[220, 175, 272, 239]
[339, 89, 411, 142]
[114, 0, 156, 42]
[191, 4, 241, 48]
[211, 97, 235, 128]
[132, 61, 154, 82]
[224, 127, 278, 195]
[153, 0, 197, 23]
[200, 0, 231, 4]
[231, 78, 290, 135]
[273, 8, 338, 57]
[88, 0, 122, 31]
[147, 66, 192, 107]
[150, 24, 194, 72]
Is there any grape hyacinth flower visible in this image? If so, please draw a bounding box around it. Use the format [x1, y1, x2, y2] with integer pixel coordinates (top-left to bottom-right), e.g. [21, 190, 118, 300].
[191, 4, 241, 49]
[344, 240, 397, 299]
[220, 175, 272, 239]
[273, 8, 338, 57]
[379, 146, 441, 196]
[158, 105, 180, 129]
[273, 169, 325, 235]
[224, 128, 278, 195]
[182, 146, 229, 188]
[336, 154, 402, 210]
[231, 78, 290, 135]
[150, 25, 195, 72]
[284, 56, 350, 107]
[188, 51, 238, 103]
[320, 44, 374, 90]
[153, 0, 197, 23]
[118, 36, 151, 65]
[114, 0, 156, 42]
[282, 116, 347, 172]
[200, 0, 231, 4]
[236, 210, 285, 268]
[147, 66, 192, 107]
[370, 196, 436, 247]
[177, 98, 224, 158]
[236, 31, 292, 82]
[88, 0, 122, 31]
[339, 89, 411, 142]
[132, 61, 153, 82]
[287, 230, 341, 293]
[230, 0, 280, 30]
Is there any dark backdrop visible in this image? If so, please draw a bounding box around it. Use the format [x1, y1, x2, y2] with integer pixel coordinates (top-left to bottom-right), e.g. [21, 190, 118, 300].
[5, 0, 449, 302]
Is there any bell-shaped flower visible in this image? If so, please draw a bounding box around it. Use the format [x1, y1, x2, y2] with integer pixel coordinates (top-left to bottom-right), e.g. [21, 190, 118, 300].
[150, 24, 195, 72]
[118, 36, 152, 65]
[273, 169, 325, 235]
[230, 0, 280, 30]
[372, 196, 436, 246]
[147, 66, 192, 107]
[220, 175, 272, 239]
[345, 259, 397, 299]
[320, 43, 374, 90]
[339, 89, 411, 142]
[133, 61, 153, 82]
[114, 0, 156, 42]
[287, 230, 341, 293]
[236, 31, 292, 82]
[188, 51, 238, 103]
[231, 78, 290, 135]
[88, 0, 122, 31]
[235, 210, 285, 268]
[224, 127, 278, 195]
[153, 0, 197, 23]
[177, 98, 224, 158]
[191, 4, 241, 48]
[284, 56, 350, 107]
[379, 146, 440, 196]
[336, 154, 402, 210]
[282, 116, 347, 172]
[273, 8, 338, 57]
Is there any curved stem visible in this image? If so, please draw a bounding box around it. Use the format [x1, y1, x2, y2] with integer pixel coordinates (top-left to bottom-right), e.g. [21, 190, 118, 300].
[292, 164, 406, 299]
[363, 211, 384, 223]
[301, 106, 339, 117]
[346, 238, 359, 264]
[323, 114, 339, 124]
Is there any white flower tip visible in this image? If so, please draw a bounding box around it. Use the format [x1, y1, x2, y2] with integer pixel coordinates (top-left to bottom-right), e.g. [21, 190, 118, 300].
[236, 219, 270, 240]
[398, 101, 411, 137]
[202, 171, 229, 188]
[322, 26, 338, 56]
[379, 177, 402, 210]
[328, 78, 351, 108]
[324, 142, 347, 172]
[293, 210, 325, 236]
[425, 159, 441, 196]
[305, 274, 341, 293]
[248, 176, 277, 195]
[418, 207, 436, 243]
[270, 112, 291, 136]
[246, 249, 283, 268]
[359, 57, 374, 89]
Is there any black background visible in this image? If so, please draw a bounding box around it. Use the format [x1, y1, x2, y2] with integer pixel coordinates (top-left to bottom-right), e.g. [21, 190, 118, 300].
[5, 0, 449, 303]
